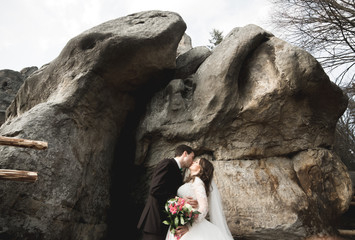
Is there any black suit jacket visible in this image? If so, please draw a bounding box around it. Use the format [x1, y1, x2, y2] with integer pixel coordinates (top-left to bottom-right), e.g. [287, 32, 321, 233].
[137, 158, 183, 234]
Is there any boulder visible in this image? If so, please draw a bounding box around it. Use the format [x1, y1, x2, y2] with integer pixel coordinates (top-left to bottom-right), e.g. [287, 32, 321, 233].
[214, 148, 352, 239]
[20, 66, 38, 79]
[177, 33, 192, 56]
[0, 67, 39, 125]
[0, 70, 25, 125]
[175, 46, 211, 79]
[0, 10, 186, 240]
[136, 25, 348, 165]
[135, 25, 352, 239]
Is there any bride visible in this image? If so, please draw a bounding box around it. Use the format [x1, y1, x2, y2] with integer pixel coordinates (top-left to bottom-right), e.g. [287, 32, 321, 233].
[166, 158, 234, 240]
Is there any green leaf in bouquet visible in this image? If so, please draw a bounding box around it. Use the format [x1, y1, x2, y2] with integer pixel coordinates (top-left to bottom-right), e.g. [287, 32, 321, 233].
[163, 220, 170, 225]
[174, 217, 179, 227]
[165, 203, 168, 212]
[180, 216, 185, 225]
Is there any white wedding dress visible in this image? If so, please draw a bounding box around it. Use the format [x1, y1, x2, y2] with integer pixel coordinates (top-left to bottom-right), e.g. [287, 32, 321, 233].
[165, 177, 234, 240]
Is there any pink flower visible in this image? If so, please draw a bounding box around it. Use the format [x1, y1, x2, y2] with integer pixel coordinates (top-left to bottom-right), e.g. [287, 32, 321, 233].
[177, 198, 185, 206]
[169, 205, 177, 214]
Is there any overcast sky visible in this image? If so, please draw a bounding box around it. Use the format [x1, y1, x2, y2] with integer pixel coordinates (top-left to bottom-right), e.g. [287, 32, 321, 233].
[0, 0, 274, 71]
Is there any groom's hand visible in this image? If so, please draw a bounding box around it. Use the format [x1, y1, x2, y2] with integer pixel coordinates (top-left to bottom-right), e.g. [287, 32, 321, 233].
[176, 225, 188, 237]
[185, 197, 198, 209]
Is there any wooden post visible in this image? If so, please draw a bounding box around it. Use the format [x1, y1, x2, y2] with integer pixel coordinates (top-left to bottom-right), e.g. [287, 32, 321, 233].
[0, 136, 48, 150]
[0, 169, 38, 182]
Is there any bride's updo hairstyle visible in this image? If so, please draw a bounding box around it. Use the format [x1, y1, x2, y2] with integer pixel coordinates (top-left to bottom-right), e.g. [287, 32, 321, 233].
[188, 158, 214, 196]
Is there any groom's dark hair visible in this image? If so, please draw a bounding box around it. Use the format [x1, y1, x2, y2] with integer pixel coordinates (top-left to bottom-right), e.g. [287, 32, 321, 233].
[175, 144, 193, 157]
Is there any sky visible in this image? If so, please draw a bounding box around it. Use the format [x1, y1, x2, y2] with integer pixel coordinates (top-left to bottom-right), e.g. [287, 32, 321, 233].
[0, 0, 274, 71]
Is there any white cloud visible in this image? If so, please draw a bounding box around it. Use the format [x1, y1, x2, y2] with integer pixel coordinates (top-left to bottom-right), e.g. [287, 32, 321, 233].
[0, 0, 272, 71]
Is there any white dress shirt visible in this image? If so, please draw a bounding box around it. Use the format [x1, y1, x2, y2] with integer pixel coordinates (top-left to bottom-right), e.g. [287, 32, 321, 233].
[174, 158, 182, 169]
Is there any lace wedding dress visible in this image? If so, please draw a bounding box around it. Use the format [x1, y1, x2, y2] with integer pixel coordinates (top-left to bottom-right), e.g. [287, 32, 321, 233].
[165, 177, 234, 240]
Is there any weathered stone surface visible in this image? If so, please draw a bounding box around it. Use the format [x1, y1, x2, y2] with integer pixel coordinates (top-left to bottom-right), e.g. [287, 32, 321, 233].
[0, 67, 39, 125]
[136, 25, 348, 166]
[214, 157, 308, 239]
[213, 148, 352, 239]
[0, 70, 25, 125]
[175, 46, 211, 79]
[0, 10, 186, 240]
[20, 66, 38, 79]
[293, 149, 352, 217]
[177, 33, 192, 56]
[135, 24, 352, 239]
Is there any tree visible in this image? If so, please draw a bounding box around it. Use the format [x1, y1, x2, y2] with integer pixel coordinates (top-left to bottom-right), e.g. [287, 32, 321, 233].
[334, 84, 355, 170]
[270, 0, 355, 85]
[208, 29, 224, 49]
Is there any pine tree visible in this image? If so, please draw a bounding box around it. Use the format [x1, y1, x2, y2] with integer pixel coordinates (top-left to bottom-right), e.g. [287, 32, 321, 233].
[208, 29, 224, 49]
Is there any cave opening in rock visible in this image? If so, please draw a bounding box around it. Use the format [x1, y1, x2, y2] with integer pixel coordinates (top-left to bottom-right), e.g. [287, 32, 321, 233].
[106, 71, 174, 239]
[107, 119, 146, 239]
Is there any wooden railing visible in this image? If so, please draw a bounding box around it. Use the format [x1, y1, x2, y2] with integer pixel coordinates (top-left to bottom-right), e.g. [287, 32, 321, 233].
[0, 136, 48, 182]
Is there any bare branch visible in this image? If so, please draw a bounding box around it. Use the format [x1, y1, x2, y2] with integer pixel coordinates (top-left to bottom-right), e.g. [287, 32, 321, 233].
[270, 0, 355, 84]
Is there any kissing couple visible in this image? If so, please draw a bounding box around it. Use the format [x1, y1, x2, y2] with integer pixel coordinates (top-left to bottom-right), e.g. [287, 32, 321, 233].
[137, 145, 234, 240]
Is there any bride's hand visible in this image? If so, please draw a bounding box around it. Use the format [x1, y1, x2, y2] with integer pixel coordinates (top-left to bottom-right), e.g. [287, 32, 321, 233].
[185, 197, 198, 209]
[176, 225, 188, 237]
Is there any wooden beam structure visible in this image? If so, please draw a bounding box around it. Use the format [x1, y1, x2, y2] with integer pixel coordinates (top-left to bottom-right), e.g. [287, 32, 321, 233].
[0, 169, 38, 182]
[0, 136, 48, 150]
[338, 229, 355, 236]
[0, 136, 47, 182]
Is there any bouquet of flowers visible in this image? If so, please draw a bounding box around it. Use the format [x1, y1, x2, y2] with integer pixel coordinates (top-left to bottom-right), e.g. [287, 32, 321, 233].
[163, 196, 200, 240]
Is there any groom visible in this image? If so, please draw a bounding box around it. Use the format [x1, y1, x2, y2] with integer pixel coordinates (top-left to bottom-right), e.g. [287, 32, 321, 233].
[137, 144, 195, 240]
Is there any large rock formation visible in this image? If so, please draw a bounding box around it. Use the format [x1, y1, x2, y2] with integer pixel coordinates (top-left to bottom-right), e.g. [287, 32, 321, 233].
[0, 11, 186, 239]
[0, 11, 352, 240]
[135, 25, 353, 239]
[0, 68, 38, 125]
[213, 149, 351, 239]
[136, 25, 348, 164]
